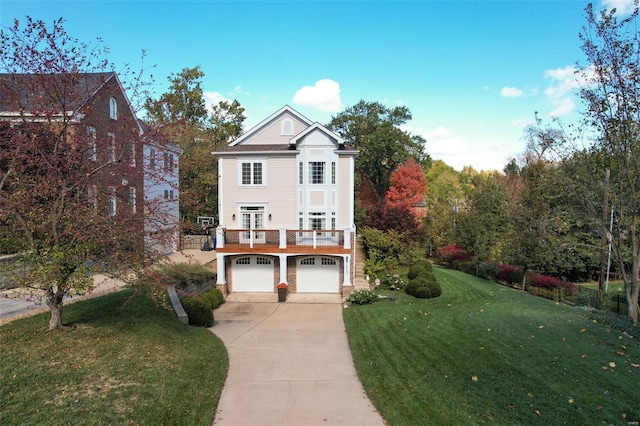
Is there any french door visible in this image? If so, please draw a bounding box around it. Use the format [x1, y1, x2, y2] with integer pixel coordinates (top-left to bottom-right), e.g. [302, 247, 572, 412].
[240, 206, 265, 244]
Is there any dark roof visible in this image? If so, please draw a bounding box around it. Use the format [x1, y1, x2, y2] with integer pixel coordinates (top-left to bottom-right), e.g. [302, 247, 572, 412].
[214, 144, 294, 153]
[213, 143, 357, 155]
[0, 72, 114, 113]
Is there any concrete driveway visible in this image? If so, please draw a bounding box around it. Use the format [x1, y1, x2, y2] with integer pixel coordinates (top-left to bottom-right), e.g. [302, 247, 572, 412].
[212, 301, 385, 426]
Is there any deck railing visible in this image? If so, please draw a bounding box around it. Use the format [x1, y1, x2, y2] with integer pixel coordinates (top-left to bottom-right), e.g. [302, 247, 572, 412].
[216, 227, 352, 250]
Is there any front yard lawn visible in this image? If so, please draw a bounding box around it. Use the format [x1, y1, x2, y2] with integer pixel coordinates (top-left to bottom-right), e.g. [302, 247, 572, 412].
[344, 266, 639, 425]
[0, 288, 228, 425]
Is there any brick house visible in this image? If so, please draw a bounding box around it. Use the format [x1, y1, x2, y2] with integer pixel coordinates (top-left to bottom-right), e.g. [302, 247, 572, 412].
[213, 106, 358, 296]
[0, 72, 181, 257]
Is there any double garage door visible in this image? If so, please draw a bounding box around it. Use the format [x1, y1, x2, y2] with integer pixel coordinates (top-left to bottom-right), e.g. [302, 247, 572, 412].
[231, 255, 339, 293]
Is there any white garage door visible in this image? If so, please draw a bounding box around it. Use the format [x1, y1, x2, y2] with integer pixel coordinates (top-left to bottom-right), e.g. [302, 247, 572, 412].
[297, 256, 339, 293]
[232, 256, 274, 292]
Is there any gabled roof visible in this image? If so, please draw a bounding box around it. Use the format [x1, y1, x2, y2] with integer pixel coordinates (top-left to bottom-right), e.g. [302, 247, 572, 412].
[229, 105, 314, 147]
[0, 71, 143, 133]
[289, 122, 344, 146]
[0, 72, 113, 113]
[139, 120, 183, 154]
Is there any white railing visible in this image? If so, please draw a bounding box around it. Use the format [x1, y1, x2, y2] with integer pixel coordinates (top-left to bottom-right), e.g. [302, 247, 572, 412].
[216, 227, 353, 250]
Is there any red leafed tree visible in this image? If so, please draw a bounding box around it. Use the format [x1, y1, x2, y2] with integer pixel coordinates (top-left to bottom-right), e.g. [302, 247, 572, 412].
[0, 18, 170, 330]
[384, 158, 427, 220]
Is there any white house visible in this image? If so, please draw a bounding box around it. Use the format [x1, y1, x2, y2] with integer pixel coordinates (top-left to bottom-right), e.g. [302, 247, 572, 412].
[140, 122, 183, 257]
[212, 106, 358, 296]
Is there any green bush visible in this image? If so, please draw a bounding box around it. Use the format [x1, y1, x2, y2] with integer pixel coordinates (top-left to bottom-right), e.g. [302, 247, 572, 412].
[477, 262, 500, 280]
[414, 286, 431, 298]
[347, 289, 379, 305]
[406, 276, 429, 296]
[155, 263, 215, 289]
[426, 279, 442, 298]
[180, 296, 214, 327]
[407, 266, 427, 280]
[198, 288, 225, 309]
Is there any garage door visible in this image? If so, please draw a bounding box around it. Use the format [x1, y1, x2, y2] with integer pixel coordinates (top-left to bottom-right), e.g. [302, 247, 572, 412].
[232, 256, 274, 292]
[297, 256, 339, 293]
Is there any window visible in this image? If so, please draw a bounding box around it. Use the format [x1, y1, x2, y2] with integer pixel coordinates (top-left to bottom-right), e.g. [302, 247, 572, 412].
[310, 162, 325, 184]
[129, 142, 136, 167]
[87, 127, 96, 161]
[109, 97, 118, 120]
[321, 258, 336, 266]
[240, 161, 264, 185]
[108, 187, 116, 216]
[299, 162, 303, 184]
[301, 258, 315, 265]
[236, 257, 251, 265]
[129, 187, 136, 213]
[163, 152, 174, 172]
[309, 212, 326, 230]
[107, 133, 115, 162]
[256, 257, 271, 265]
[281, 118, 294, 135]
[163, 189, 175, 200]
[331, 162, 336, 184]
[149, 148, 155, 169]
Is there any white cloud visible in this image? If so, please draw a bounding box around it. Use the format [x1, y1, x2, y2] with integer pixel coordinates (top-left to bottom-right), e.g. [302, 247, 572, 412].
[543, 65, 584, 117]
[601, 0, 636, 14]
[292, 79, 343, 112]
[203, 91, 231, 112]
[500, 87, 524, 98]
[417, 126, 509, 172]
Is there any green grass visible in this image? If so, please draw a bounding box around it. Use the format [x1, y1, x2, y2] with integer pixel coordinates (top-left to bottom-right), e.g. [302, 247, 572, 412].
[578, 281, 625, 293]
[344, 266, 640, 425]
[0, 288, 228, 425]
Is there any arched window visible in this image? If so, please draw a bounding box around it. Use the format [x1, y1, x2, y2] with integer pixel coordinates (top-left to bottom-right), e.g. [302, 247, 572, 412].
[281, 118, 294, 136]
[109, 97, 118, 120]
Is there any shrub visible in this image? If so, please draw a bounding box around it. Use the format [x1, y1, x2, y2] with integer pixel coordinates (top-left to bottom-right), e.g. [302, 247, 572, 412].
[436, 244, 472, 264]
[407, 265, 427, 280]
[198, 288, 225, 310]
[477, 262, 500, 281]
[346, 289, 378, 305]
[154, 263, 216, 289]
[526, 273, 576, 298]
[426, 279, 442, 298]
[498, 264, 524, 285]
[180, 296, 214, 327]
[382, 274, 406, 291]
[406, 277, 430, 296]
[414, 287, 431, 298]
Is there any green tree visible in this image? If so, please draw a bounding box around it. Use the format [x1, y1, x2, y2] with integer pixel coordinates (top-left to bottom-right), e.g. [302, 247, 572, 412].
[456, 173, 510, 274]
[423, 160, 471, 253]
[327, 100, 429, 204]
[573, 1, 640, 323]
[145, 68, 246, 228]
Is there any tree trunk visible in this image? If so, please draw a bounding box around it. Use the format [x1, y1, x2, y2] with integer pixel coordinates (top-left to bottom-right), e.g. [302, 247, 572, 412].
[45, 285, 65, 330]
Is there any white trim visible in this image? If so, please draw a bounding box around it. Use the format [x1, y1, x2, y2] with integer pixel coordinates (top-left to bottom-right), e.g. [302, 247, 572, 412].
[229, 105, 313, 146]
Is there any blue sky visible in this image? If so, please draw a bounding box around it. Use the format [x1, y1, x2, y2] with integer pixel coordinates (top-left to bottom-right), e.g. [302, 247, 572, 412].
[1, 0, 635, 171]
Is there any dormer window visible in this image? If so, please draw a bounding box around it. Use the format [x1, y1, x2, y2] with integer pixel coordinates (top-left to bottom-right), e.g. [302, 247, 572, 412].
[281, 118, 293, 136]
[109, 97, 118, 120]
